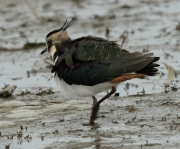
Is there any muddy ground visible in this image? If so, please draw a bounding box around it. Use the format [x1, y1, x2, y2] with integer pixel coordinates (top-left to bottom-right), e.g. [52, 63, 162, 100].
[0, 0, 180, 149]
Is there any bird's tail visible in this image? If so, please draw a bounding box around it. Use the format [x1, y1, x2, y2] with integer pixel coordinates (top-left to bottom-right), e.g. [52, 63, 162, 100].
[136, 57, 160, 76]
[110, 56, 160, 83]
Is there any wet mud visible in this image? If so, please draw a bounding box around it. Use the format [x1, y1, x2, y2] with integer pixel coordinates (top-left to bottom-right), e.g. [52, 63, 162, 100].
[0, 0, 180, 148]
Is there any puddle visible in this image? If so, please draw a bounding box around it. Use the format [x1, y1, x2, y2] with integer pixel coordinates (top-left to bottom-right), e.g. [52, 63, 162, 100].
[0, 134, 62, 149]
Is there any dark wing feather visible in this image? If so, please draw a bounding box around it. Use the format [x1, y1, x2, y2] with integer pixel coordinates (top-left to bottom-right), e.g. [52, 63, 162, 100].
[55, 36, 158, 86]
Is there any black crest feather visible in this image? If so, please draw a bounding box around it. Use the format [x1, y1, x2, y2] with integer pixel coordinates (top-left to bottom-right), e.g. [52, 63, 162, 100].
[46, 16, 75, 38]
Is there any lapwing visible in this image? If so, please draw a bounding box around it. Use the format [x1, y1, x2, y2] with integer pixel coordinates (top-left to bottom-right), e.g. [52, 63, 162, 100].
[41, 17, 160, 125]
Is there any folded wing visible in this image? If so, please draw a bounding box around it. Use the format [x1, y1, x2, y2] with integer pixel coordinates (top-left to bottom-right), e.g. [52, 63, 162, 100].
[55, 36, 159, 86]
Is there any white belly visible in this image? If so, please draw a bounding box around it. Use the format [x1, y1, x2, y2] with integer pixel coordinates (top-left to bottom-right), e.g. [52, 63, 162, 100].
[54, 75, 117, 97]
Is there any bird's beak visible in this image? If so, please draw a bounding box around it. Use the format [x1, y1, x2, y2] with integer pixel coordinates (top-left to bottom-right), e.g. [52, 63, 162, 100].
[40, 48, 47, 55]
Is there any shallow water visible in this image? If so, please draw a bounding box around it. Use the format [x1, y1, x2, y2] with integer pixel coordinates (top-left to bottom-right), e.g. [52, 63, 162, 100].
[0, 0, 180, 148]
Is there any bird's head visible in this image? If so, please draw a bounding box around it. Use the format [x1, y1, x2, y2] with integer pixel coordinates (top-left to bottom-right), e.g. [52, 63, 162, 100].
[40, 17, 74, 56]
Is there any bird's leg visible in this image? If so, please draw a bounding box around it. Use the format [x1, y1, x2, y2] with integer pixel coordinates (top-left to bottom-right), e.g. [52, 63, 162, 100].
[89, 96, 98, 125]
[89, 86, 116, 125]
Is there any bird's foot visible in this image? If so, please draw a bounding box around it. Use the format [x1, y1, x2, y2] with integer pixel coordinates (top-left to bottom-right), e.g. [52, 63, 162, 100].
[89, 87, 116, 125]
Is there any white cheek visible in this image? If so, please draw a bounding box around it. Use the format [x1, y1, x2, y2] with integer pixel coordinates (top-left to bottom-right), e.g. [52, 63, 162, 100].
[49, 45, 57, 57]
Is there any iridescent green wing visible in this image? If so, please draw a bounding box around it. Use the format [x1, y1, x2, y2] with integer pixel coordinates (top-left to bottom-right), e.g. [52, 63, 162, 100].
[57, 36, 154, 86]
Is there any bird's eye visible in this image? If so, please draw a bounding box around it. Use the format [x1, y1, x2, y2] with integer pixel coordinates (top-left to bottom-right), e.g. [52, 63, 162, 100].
[48, 40, 52, 45]
[47, 39, 53, 46]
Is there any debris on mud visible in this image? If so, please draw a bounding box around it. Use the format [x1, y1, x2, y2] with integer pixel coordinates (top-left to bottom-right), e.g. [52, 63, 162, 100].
[16, 89, 31, 96]
[164, 83, 178, 93]
[176, 23, 180, 30]
[0, 85, 16, 98]
[36, 88, 54, 96]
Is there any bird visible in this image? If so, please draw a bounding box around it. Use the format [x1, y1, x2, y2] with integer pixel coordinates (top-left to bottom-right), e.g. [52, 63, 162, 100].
[41, 17, 160, 125]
